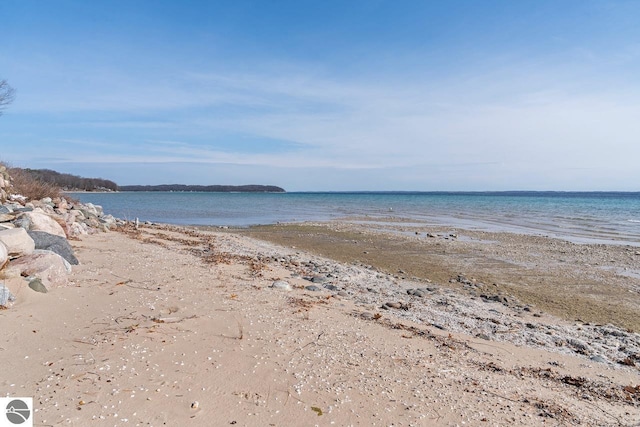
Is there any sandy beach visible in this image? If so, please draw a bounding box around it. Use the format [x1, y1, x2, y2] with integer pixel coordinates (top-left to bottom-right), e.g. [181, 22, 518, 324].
[1, 222, 640, 426]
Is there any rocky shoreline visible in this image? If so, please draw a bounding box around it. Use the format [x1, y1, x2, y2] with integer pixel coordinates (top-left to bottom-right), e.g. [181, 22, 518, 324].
[0, 167, 122, 303]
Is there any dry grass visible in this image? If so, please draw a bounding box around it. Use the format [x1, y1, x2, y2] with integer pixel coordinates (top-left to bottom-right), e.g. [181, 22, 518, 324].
[6, 166, 62, 201]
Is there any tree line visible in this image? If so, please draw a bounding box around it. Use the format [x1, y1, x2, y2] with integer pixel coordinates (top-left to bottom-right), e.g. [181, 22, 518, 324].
[18, 168, 119, 192]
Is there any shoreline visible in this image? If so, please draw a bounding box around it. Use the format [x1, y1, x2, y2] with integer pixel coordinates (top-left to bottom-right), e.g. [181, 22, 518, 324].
[2, 223, 640, 425]
[231, 218, 640, 331]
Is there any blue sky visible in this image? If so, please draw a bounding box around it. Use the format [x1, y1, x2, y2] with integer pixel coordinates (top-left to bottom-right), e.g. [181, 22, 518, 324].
[1, 0, 639, 191]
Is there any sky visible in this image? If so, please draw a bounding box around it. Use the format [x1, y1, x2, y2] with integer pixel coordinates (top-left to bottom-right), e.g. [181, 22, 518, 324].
[1, 0, 639, 191]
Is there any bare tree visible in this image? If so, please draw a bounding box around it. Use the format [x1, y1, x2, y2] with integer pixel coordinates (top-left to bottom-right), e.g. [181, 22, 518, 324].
[0, 80, 16, 116]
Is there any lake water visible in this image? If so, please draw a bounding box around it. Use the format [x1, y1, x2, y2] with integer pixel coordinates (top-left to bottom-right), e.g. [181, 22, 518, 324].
[70, 191, 640, 246]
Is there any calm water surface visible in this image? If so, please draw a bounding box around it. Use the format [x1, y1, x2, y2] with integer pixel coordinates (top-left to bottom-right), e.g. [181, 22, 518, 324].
[71, 192, 640, 246]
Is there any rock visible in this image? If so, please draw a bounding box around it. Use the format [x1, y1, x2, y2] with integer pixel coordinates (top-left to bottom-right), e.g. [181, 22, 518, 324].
[9, 194, 27, 203]
[384, 302, 404, 309]
[270, 280, 292, 291]
[6, 250, 72, 290]
[18, 211, 66, 238]
[0, 228, 36, 258]
[407, 289, 426, 297]
[567, 338, 589, 354]
[0, 205, 11, 214]
[80, 202, 102, 217]
[456, 274, 473, 285]
[323, 284, 339, 291]
[480, 294, 509, 305]
[28, 277, 48, 293]
[0, 242, 7, 269]
[590, 355, 608, 364]
[360, 312, 375, 320]
[305, 285, 321, 292]
[69, 221, 89, 238]
[54, 197, 69, 213]
[99, 214, 117, 230]
[0, 212, 16, 222]
[0, 284, 16, 306]
[14, 206, 33, 212]
[27, 230, 79, 265]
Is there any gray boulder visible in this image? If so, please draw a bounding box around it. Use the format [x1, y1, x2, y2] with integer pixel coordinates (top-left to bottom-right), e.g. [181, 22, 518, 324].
[27, 230, 79, 265]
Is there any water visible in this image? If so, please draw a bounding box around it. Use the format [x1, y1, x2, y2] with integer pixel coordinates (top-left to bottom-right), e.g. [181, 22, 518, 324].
[70, 191, 640, 246]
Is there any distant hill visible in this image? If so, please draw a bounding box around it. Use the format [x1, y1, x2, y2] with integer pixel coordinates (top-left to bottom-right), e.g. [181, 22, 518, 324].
[119, 184, 286, 193]
[18, 168, 118, 192]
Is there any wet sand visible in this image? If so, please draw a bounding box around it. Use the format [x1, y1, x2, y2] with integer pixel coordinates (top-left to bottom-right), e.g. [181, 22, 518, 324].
[237, 219, 640, 331]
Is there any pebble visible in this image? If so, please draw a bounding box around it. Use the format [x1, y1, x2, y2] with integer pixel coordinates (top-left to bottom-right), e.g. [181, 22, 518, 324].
[270, 281, 292, 291]
[0, 285, 15, 306]
[305, 285, 321, 292]
[28, 278, 48, 293]
[406, 289, 426, 297]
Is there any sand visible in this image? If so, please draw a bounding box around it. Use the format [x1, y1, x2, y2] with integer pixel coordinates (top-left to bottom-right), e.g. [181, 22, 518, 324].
[1, 223, 639, 426]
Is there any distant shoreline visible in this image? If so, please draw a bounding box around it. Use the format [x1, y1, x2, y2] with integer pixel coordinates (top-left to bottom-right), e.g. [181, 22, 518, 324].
[118, 184, 285, 193]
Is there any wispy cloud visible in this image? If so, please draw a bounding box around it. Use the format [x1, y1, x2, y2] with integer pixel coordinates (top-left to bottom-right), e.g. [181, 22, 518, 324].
[3, 3, 640, 191]
[11, 55, 636, 177]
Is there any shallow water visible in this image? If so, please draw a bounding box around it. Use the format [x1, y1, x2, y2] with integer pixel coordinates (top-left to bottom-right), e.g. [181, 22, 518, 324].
[70, 191, 640, 246]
